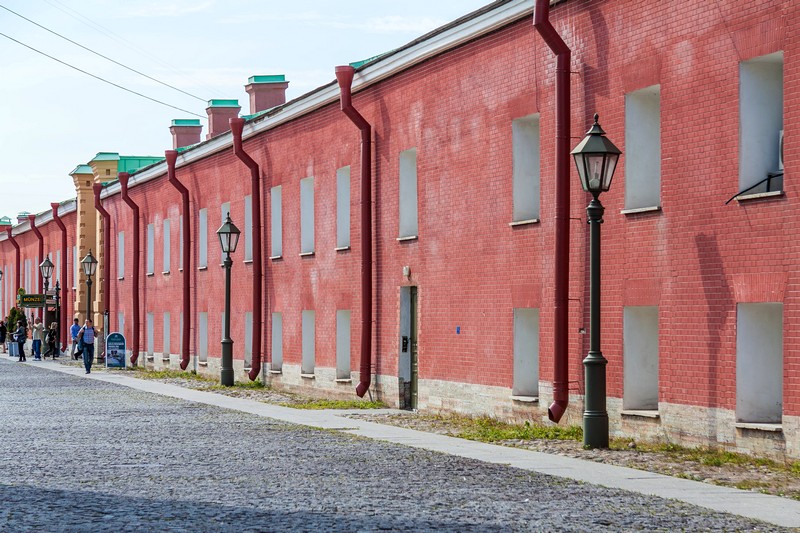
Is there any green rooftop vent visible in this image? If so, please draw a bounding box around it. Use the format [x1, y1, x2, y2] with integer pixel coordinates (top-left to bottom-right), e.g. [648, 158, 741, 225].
[207, 99, 239, 108]
[248, 75, 286, 84]
[0, 216, 11, 226]
[171, 119, 202, 127]
[70, 164, 93, 176]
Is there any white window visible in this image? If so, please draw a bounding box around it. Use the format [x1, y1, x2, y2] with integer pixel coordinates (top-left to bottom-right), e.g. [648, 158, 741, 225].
[55, 250, 61, 284]
[271, 312, 283, 371]
[163, 312, 171, 357]
[244, 195, 253, 261]
[244, 311, 253, 368]
[336, 166, 350, 248]
[73, 246, 77, 288]
[198, 312, 208, 362]
[301, 310, 315, 375]
[399, 148, 418, 238]
[300, 177, 314, 254]
[146, 312, 154, 356]
[625, 87, 661, 209]
[623, 306, 659, 411]
[336, 310, 351, 380]
[117, 232, 124, 279]
[513, 308, 539, 398]
[220, 202, 230, 264]
[179, 312, 183, 354]
[179, 215, 184, 270]
[739, 52, 784, 194]
[512, 115, 540, 222]
[117, 312, 125, 338]
[737, 303, 783, 424]
[198, 208, 208, 269]
[271, 186, 282, 257]
[163, 219, 171, 273]
[146, 223, 155, 275]
[24, 259, 30, 292]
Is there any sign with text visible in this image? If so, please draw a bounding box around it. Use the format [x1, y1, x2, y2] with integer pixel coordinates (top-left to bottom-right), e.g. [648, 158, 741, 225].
[19, 294, 45, 308]
[105, 333, 126, 368]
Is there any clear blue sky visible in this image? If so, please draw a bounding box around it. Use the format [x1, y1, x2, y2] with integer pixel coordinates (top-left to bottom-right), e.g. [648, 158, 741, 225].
[0, 0, 490, 220]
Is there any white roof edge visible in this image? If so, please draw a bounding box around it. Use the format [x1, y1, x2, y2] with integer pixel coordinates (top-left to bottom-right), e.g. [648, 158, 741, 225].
[100, 0, 532, 198]
[0, 199, 77, 240]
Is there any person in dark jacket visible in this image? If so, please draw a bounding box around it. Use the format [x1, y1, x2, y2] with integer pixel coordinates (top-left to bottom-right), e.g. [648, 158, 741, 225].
[45, 322, 58, 358]
[15, 320, 26, 362]
[0, 320, 6, 353]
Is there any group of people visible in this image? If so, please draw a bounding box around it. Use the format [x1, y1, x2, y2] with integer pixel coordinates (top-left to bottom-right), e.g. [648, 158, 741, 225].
[1, 315, 97, 373]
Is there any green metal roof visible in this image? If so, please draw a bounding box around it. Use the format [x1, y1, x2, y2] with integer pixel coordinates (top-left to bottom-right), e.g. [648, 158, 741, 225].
[241, 109, 270, 122]
[207, 99, 239, 108]
[350, 52, 390, 69]
[118, 156, 165, 174]
[70, 164, 93, 176]
[92, 152, 120, 162]
[171, 119, 202, 127]
[0, 216, 11, 225]
[248, 75, 286, 84]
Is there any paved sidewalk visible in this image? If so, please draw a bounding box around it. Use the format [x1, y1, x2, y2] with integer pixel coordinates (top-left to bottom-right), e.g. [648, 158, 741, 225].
[12, 355, 800, 528]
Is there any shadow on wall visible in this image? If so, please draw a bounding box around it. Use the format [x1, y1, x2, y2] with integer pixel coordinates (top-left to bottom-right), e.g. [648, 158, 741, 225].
[694, 233, 732, 438]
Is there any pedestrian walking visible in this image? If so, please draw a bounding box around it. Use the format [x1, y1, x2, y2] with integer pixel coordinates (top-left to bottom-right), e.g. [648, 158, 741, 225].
[77, 319, 96, 374]
[45, 322, 58, 358]
[15, 320, 26, 362]
[31, 317, 44, 361]
[70, 318, 81, 360]
[0, 320, 6, 353]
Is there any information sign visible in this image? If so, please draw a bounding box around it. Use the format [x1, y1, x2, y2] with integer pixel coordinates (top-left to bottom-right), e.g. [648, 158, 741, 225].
[106, 333, 126, 368]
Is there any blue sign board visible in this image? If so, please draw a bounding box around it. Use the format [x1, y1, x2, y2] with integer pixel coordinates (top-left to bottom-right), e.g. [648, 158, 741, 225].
[106, 332, 126, 368]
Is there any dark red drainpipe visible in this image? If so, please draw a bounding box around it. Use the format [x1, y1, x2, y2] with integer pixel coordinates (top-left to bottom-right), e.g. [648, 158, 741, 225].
[93, 184, 111, 344]
[335, 65, 372, 398]
[534, 0, 571, 423]
[230, 118, 264, 381]
[5, 227, 20, 297]
[51, 203, 69, 351]
[119, 172, 141, 365]
[28, 215, 44, 320]
[165, 150, 192, 371]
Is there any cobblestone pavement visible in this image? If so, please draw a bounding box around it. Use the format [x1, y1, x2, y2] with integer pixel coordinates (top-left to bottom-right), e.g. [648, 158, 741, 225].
[0, 360, 788, 532]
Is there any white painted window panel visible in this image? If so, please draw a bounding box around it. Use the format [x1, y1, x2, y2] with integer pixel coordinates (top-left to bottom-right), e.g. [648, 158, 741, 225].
[399, 148, 418, 238]
[244, 195, 253, 261]
[737, 303, 783, 423]
[302, 310, 315, 374]
[146, 224, 155, 275]
[300, 177, 314, 254]
[513, 308, 539, 397]
[163, 219, 171, 272]
[271, 186, 282, 257]
[336, 167, 350, 248]
[336, 310, 351, 380]
[512, 115, 540, 221]
[117, 233, 124, 278]
[623, 306, 659, 410]
[198, 208, 208, 269]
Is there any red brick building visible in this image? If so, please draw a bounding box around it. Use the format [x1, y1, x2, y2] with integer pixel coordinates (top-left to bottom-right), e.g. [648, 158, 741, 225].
[1, 0, 796, 459]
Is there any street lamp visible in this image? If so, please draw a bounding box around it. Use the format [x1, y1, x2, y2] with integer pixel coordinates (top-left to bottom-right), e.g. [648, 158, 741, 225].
[571, 113, 621, 449]
[39, 257, 54, 293]
[216, 212, 240, 386]
[81, 249, 98, 322]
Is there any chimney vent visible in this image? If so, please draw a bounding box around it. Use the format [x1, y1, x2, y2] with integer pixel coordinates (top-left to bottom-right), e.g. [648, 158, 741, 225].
[206, 99, 241, 139]
[170, 119, 203, 149]
[245, 75, 289, 115]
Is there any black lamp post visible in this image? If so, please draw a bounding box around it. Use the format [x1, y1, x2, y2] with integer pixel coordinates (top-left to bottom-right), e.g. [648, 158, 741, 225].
[216, 213, 240, 387]
[571, 114, 622, 449]
[81, 249, 98, 322]
[39, 257, 54, 294]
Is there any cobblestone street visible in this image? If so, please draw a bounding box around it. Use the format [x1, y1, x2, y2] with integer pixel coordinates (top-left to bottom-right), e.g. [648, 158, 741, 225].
[0, 359, 788, 532]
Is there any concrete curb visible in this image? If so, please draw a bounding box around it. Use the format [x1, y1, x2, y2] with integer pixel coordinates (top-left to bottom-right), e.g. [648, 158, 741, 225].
[14, 356, 800, 528]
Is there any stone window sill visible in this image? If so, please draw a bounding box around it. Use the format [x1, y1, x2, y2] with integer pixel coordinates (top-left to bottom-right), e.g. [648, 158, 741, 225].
[269, 255, 282, 261]
[299, 252, 314, 257]
[268, 369, 282, 375]
[736, 190, 783, 203]
[162, 357, 171, 362]
[146, 272, 154, 277]
[162, 271, 170, 275]
[198, 361, 208, 367]
[198, 266, 208, 271]
[510, 395, 538, 403]
[300, 373, 315, 379]
[335, 378, 352, 384]
[397, 235, 418, 242]
[621, 206, 661, 215]
[621, 409, 660, 419]
[735, 422, 782, 433]
[335, 246, 350, 252]
[243, 260, 253, 264]
[509, 219, 539, 227]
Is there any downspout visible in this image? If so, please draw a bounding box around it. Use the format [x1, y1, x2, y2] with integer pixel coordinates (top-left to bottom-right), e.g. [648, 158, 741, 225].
[119, 172, 141, 365]
[5, 228, 20, 297]
[534, 0, 571, 423]
[28, 215, 44, 320]
[230, 118, 264, 381]
[51, 203, 69, 352]
[93, 184, 111, 344]
[165, 150, 192, 371]
[335, 65, 372, 398]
